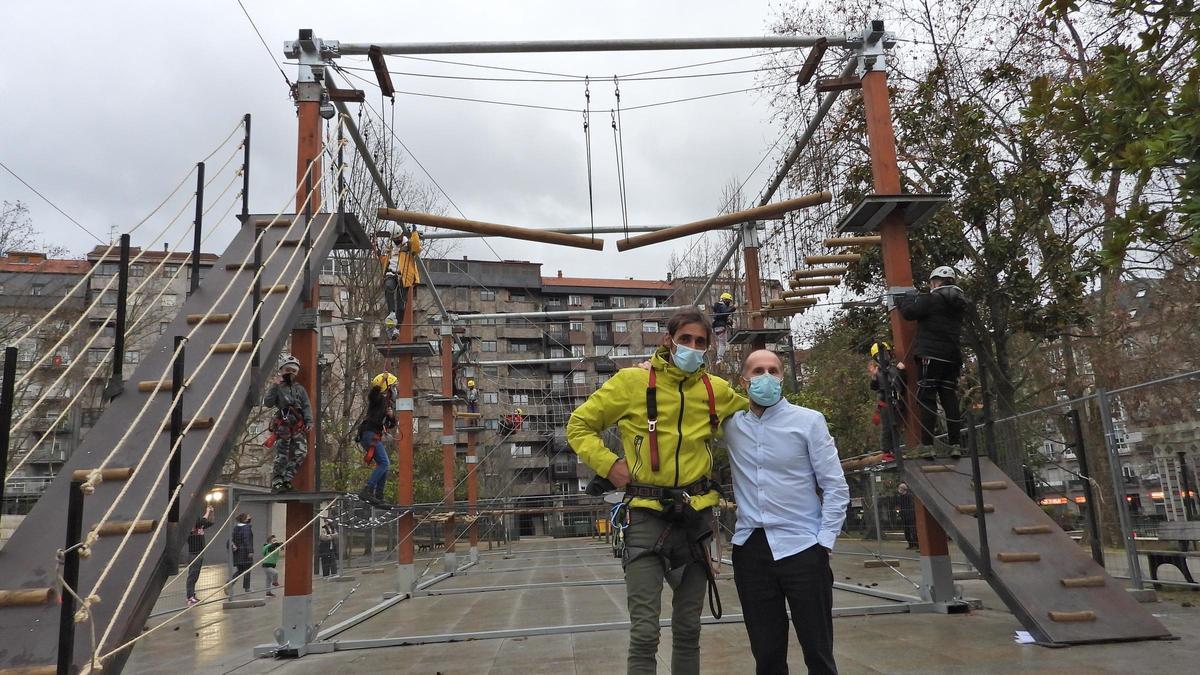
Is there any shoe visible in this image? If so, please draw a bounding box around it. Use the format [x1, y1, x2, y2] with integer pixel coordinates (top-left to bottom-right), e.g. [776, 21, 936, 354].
[282, 481, 294, 492]
[271, 480, 287, 493]
[385, 312, 396, 329]
[907, 445, 938, 461]
[947, 445, 963, 460]
[272, 581, 280, 587]
[265, 591, 275, 598]
[882, 452, 895, 462]
[187, 596, 199, 606]
[389, 329, 400, 341]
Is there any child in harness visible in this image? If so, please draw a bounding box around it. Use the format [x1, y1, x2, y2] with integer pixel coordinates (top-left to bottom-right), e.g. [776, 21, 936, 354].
[264, 354, 312, 493]
[358, 372, 398, 505]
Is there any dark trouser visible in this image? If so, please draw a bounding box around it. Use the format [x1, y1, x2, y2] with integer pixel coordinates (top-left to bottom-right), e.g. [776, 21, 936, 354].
[320, 551, 338, 576]
[917, 357, 962, 446]
[623, 508, 712, 675]
[185, 552, 203, 598]
[878, 404, 900, 454]
[234, 562, 253, 592]
[384, 275, 410, 319]
[733, 530, 837, 675]
[902, 515, 918, 547]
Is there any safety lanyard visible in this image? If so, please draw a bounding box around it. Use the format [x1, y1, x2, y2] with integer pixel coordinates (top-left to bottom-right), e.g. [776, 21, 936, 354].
[645, 367, 718, 473]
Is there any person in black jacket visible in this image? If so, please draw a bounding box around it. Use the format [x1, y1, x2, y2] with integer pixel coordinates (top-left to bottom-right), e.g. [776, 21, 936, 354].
[230, 512, 254, 593]
[358, 373, 397, 504]
[712, 292, 736, 362]
[895, 266, 968, 457]
[185, 504, 215, 605]
[896, 483, 918, 549]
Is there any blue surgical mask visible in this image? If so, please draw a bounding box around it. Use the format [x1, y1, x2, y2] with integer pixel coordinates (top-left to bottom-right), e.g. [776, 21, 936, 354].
[747, 374, 783, 407]
[671, 343, 706, 374]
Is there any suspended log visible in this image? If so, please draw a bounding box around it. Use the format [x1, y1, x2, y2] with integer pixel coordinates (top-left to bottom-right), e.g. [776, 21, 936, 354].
[1048, 610, 1096, 622]
[781, 287, 829, 299]
[187, 313, 232, 325]
[791, 277, 841, 286]
[805, 254, 861, 265]
[823, 235, 881, 247]
[377, 208, 605, 251]
[0, 588, 57, 607]
[793, 266, 848, 278]
[767, 297, 818, 308]
[95, 520, 156, 537]
[616, 191, 832, 252]
[71, 467, 133, 482]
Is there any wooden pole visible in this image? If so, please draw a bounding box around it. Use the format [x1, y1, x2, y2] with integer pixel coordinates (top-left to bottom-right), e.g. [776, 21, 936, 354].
[767, 297, 818, 308]
[742, 223, 766, 347]
[804, 253, 861, 264]
[467, 429, 479, 550]
[440, 330, 457, 564]
[377, 208, 605, 251]
[396, 285, 416, 580]
[617, 191, 831, 252]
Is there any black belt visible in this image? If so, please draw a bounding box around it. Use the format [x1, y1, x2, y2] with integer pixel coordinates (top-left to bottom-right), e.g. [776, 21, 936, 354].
[626, 480, 713, 501]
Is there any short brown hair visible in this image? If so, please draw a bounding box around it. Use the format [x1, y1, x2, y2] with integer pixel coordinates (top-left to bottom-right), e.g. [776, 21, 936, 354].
[666, 309, 713, 342]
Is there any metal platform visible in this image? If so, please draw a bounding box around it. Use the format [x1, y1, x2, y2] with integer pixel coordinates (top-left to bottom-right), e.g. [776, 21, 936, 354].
[427, 395, 465, 404]
[835, 193, 949, 234]
[904, 456, 1171, 644]
[239, 491, 346, 504]
[729, 327, 792, 345]
[374, 341, 438, 357]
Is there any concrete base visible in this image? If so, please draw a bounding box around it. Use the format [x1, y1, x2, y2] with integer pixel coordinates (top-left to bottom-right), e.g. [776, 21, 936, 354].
[280, 594, 313, 655]
[918, 553, 957, 603]
[443, 551, 458, 574]
[468, 546, 479, 564]
[1128, 588, 1159, 603]
[396, 563, 415, 595]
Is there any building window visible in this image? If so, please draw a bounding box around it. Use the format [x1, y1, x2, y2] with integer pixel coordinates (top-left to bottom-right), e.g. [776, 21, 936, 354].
[614, 321, 628, 333]
[481, 316, 497, 325]
[483, 392, 498, 404]
[597, 373, 611, 385]
[572, 371, 586, 384]
[612, 296, 626, 308]
[485, 419, 499, 430]
[596, 345, 613, 356]
[550, 348, 565, 358]
[483, 366, 499, 377]
[321, 335, 334, 353]
[162, 294, 178, 307]
[32, 284, 46, 296]
[568, 295, 582, 306]
[482, 340, 497, 352]
[510, 291, 526, 302]
[643, 321, 659, 333]
[95, 262, 118, 277]
[615, 346, 630, 357]
[429, 418, 443, 430]
[512, 393, 530, 405]
[319, 285, 334, 301]
[125, 350, 140, 364]
[509, 341, 530, 353]
[130, 264, 145, 278]
[163, 263, 180, 276]
[571, 345, 585, 358]
[552, 373, 566, 389]
[481, 290, 496, 301]
[569, 321, 583, 331]
[87, 348, 107, 364]
[639, 297, 657, 308]
[159, 322, 170, 335]
[511, 444, 532, 457]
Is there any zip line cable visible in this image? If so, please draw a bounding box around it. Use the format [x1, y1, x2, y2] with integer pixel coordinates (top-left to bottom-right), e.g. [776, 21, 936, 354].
[613, 76, 630, 236]
[234, 0, 293, 87]
[0, 161, 105, 245]
[326, 59, 803, 84]
[583, 77, 596, 239]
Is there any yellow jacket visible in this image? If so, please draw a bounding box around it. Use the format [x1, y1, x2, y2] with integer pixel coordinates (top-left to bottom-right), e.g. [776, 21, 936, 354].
[381, 231, 422, 287]
[567, 346, 747, 512]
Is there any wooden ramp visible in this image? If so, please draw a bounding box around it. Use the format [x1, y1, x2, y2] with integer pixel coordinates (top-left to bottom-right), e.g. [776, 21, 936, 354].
[0, 213, 367, 673]
[904, 457, 1170, 644]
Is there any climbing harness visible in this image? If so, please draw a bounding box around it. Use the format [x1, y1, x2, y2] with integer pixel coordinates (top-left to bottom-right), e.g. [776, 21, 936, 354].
[645, 368, 719, 472]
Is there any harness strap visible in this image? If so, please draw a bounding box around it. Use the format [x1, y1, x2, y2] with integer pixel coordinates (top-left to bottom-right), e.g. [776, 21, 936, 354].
[626, 480, 712, 500]
[700, 373, 719, 433]
[647, 368, 660, 472]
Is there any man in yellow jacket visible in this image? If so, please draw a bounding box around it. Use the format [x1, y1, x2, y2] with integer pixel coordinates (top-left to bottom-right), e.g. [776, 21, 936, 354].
[382, 229, 421, 338]
[568, 309, 746, 674]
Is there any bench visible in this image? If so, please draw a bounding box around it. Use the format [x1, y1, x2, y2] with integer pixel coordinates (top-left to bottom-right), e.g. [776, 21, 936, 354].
[1149, 521, 1200, 591]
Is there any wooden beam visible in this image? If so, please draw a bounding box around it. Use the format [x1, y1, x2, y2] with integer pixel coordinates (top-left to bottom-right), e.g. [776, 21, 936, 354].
[823, 235, 882, 247]
[327, 84, 366, 103]
[790, 277, 841, 286]
[815, 76, 862, 93]
[796, 38, 827, 87]
[95, 519, 156, 537]
[616, 191, 831, 252]
[805, 254, 861, 264]
[377, 208, 605, 251]
[793, 266, 848, 278]
[186, 313, 232, 325]
[767, 297, 818, 308]
[781, 287, 829, 298]
[368, 45, 396, 97]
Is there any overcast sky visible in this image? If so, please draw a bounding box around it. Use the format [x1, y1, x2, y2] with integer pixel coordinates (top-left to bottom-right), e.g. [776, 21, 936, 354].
[2, 0, 838, 281]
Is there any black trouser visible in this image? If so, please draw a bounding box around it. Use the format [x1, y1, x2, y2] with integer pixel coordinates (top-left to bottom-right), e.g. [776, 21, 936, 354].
[917, 357, 962, 446]
[185, 552, 203, 598]
[878, 403, 900, 454]
[901, 514, 918, 547]
[733, 529, 837, 675]
[234, 562, 253, 592]
[320, 546, 338, 576]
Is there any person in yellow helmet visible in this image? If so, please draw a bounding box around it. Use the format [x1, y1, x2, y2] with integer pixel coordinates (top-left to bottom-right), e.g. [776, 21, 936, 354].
[712, 291, 736, 362]
[465, 378, 479, 414]
[381, 229, 422, 339]
[867, 341, 906, 461]
[358, 372, 398, 504]
[568, 308, 747, 674]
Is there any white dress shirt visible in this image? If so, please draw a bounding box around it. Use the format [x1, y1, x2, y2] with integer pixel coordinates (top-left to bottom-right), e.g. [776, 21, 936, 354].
[725, 399, 850, 559]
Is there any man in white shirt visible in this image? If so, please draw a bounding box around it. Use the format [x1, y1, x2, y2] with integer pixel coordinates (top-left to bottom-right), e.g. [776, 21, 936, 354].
[724, 349, 849, 675]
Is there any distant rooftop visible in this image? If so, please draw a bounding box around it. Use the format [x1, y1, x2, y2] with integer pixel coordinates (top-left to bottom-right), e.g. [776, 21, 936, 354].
[0, 251, 90, 275]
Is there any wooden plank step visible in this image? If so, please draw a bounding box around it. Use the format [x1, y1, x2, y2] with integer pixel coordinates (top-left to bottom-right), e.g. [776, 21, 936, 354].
[161, 417, 215, 433]
[258, 284, 288, 295]
[254, 217, 293, 228]
[973, 481, 1008, 490]
[213, 341, 254, 354]
[225, 263, 259, 271]
[187, 313, 233, 325]
[0, 587, 57, 607]
[71, 467, 133, 482]
[997, 552, 1041, 563]
[1061, 576, 1106, 588]
[95, 519, 156, 537]
[920, 464, 955, 473]
[1013, 525, 1054, 535]
[1049, 610, 1096, 622]
[278, 239, 303, 247]
[955, 504, 995, 515]
[863, 559, 900, 568]
[137, 380, 173, 393]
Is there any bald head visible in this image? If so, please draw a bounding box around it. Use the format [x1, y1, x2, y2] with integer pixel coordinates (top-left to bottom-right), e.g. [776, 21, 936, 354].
[741, 349, 783, 381]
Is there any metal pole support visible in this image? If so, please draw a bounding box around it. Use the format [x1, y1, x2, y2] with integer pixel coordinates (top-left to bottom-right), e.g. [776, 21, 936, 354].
[106, 234, 131, 400]
[1066, 409, 1105, 566]
[58, 480, 85, 675]
[168, 336, 185, 525]
[0, 347, 17, 509]
[190, 162, 205, 296]
[965, 411, 991, 578]
[1096, 389, 1144, 588]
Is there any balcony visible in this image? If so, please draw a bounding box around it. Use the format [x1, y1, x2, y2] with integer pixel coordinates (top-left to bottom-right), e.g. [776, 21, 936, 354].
[508, 455, 550, 470]
[551, 462, 578, 479]
[21, 445, 68, 465]
[593, 332, 614, 346]
[548, 360, 577, 373]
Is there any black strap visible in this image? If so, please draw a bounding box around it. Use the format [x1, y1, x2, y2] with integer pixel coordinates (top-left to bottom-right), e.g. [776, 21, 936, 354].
[626, 479, 711, 500]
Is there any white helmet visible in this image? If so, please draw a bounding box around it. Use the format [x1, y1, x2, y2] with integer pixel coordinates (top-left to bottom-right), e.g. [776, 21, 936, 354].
[930, 266, 957, 282]
[279, 354, 301, 374]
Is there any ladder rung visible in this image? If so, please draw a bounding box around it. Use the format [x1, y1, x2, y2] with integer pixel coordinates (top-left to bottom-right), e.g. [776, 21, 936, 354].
[1012, 525, 1054, 535]
[71, 467, 133, 482]
[278, 239, 303, 247]
[954, 504, 994, 515]
[974, 481, 1008, 490]
[137, 380, 173, 393]
[225, 262, 259, 271]
[95, 519, 157, 537]
[1048, 610, 1096, 622]
[258, 284, 288, 295]
[161, 417, 215, 433]
[254, 217, 293, 228]
[997, 552, 1041, 563]
[1060, 575, 1106, 588]
[920, 464, 955, 473]
[187, 313, 233, 325]
[213, 341, 254, 354]
[0, 587, 57, 607]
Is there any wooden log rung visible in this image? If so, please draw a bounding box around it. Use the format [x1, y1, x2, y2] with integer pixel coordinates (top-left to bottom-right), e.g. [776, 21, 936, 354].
[71, 467, 133, 482]
[95, 519, 156, 537]
[258, 284, 288, 295]
[278, 239, 303, 247]
[823, 235, 882, 247]
[996, 552, 1041, 563]
[187, 313, 233, 325]
[1012, 525, 1054, 535]
[161, 417, 215, 432]
[804, 254, 861, 265]
[1048, 610, 1096, 622]
[137, 380, 173, 393]
[225, 263, 259, 271]
[0, 666, 58, 675]
[955, 504, 995, 515]
[920, 464, 955, 473]
[973, 480, 1008, 490]
[213, 341, 254, 354]
[0, 587, 57, 607]
[455, 412, 482, 418]
[1060, 575, 1106, 588]
[792, 266, 848, 278]
[253, 217, 295, 228]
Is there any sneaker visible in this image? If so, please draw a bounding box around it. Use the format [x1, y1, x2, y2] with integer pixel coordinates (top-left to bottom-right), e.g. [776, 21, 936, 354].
[272, 580, 280, 587]
[265, 591, 275, 598]
[271, 480, 287, 494]
[882, 452, 895, 462]
[389, 329, 400, 341]
[947, 445, 963, 460]
[385, 312, 396, 329]
[187, 596, 199, 606]
[282, 481, 294, 493]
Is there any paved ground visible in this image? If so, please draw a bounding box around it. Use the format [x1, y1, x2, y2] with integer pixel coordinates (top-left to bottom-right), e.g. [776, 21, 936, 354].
[125, 537, 1200, 674]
